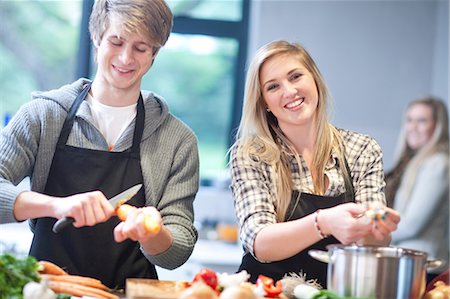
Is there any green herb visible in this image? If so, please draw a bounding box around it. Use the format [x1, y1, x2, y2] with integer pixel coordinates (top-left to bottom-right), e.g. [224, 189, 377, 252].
[0, 253, 40, 299]
[313, 290, 374, 299]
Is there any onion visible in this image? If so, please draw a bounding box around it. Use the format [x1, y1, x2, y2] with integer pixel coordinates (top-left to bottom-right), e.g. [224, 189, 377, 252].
[23, 280, 56, 299]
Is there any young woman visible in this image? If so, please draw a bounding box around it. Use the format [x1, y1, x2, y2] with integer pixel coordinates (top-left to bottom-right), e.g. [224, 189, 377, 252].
[387, 97, 449, 282]
[229, 40, 400, 287]
[0, 0, 199, 289]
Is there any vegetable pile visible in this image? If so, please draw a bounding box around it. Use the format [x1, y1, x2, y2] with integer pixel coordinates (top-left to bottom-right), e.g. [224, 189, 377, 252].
[0, 253, 40, 299]
[0, 253, 118, 299]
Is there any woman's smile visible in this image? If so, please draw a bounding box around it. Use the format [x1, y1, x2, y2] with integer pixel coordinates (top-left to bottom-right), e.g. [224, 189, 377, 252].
[284, 97, 305, 110]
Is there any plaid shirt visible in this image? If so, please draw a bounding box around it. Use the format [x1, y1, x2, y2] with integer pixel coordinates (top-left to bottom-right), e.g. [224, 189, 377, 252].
[230, 128, 386, 255]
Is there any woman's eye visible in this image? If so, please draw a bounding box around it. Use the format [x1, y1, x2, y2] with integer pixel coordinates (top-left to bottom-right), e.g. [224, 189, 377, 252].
[290, 73, 301, 81]
[266, 84, 278, 91]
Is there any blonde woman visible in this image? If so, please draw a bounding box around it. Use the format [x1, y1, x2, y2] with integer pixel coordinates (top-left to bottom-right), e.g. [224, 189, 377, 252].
[229, 40, 400, 287]
[387, 97, 449, 282]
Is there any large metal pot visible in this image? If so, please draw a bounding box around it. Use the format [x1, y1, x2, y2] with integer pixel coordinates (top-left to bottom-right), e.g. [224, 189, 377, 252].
[309, 244, 444, 299]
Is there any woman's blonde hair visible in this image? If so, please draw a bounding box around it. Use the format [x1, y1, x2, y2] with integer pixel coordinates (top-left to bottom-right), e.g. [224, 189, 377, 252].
[393, 96, 449, 200]
[233, 40, 350, 221]
[89, 0, 173, 51]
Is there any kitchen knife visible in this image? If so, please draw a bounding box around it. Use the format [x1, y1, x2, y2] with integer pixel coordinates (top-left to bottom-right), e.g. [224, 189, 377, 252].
[52, 183, 143, 233]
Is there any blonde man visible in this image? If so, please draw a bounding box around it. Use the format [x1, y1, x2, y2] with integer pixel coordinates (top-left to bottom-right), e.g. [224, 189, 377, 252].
[0, 0, 199, 288]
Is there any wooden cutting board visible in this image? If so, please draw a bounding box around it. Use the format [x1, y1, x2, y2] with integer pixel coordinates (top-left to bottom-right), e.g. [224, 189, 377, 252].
[126, 278, 288, 299]
[126, 279, 182, 299]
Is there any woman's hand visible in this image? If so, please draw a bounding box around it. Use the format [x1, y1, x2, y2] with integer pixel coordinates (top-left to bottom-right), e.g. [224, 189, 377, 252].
[113, 206, 163, 243]
[319, 203, 373, 244]
[52, 191, 115, 227]
[366, 206, 400, 241]
[320, 203, 400, 245]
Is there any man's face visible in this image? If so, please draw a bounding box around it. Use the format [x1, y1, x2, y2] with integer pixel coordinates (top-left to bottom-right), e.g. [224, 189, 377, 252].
[94, 18, 156, 92]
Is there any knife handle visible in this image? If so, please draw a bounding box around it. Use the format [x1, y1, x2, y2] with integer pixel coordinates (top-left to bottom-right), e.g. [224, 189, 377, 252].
[52, 216, 75, 233]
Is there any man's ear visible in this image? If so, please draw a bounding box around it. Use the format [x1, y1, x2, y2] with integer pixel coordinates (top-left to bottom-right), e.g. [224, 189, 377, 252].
[150, 48, 160, 66]
[92, 34, 100, 48]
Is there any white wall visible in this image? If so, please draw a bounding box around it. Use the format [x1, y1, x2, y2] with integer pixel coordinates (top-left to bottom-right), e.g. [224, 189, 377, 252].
[248, 0, 449, 169]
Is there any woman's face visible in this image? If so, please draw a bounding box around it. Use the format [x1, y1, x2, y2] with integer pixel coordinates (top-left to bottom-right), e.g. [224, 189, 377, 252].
[405, 103, 436, 150]
[260, 54, 319, 135]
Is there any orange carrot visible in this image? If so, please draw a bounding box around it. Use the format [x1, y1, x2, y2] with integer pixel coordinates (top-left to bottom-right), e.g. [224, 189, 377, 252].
[144, 215, 161, 234]
[38, 260, 68, 275]
[116, 204, 161, 234]
[48, 281, 119, 299]
[41, 274, 109, 290]
[116, 204, 137, 221]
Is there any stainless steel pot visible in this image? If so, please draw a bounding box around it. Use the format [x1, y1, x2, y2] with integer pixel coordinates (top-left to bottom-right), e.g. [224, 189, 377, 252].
[309, 244, 444, 299]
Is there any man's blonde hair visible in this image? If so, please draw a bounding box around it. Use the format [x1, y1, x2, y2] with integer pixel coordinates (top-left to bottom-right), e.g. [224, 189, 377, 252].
[89, 0, 173, 51]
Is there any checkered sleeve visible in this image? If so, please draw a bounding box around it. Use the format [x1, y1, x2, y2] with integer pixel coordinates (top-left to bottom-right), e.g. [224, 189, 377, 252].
[229, 145, 278, 256]
[341, 129, 386, 206]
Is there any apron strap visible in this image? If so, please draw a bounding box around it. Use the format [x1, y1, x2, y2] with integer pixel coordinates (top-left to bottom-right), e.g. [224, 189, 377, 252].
[130, 94, 145, 155]
[58, 82, 92, 146]
[57, 84, 145, 156]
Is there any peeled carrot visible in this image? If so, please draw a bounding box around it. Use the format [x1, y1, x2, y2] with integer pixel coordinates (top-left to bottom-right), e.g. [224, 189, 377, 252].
[47, 280, 119, 299]
[116, 204, 161, 234]
[116, 204, 137, 221]
[38, 260, 68, 275]
[144, 215, 161, 234]
[41, 274, 109, 290]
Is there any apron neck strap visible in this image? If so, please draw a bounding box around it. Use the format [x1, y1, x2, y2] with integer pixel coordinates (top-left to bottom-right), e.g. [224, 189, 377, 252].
[58, 82, 145, 155]
[131, 93, 145, 154]
[58, 82, 92, 146]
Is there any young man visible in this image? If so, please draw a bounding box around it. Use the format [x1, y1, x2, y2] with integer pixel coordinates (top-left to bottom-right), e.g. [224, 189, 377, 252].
[0, 0, 199, 289]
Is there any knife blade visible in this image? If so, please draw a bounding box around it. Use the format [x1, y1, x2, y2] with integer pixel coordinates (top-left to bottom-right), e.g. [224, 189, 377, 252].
[52, 183, 143, 233]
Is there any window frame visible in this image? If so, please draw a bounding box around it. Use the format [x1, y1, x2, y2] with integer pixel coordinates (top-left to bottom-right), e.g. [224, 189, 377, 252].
[76, 0, 250, 151]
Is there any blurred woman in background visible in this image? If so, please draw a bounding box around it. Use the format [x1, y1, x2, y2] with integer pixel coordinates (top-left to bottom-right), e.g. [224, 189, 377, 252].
[386, 97, 449, 282]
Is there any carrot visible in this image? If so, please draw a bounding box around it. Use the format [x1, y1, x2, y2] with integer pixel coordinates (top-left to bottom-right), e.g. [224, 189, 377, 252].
[144, 215, 161, 234]
[116, 204, 161, 234]
[116, 204, 137, 221]
[48, 280, 119, 299]
[38, 260, 68, 275]
[41, 274, 109, 290]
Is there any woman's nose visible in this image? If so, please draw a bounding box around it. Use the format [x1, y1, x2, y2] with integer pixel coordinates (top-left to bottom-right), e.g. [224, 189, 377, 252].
[282, 83, 297, 97]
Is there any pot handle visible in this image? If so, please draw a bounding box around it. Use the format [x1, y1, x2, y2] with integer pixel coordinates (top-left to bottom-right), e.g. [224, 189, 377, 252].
[308, 250, 330, 263]
[426, 258, 445, 271]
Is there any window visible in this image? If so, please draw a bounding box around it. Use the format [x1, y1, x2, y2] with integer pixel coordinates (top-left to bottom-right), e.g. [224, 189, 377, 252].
[0, 0, 250, 184]
[0, 0, 81, 125]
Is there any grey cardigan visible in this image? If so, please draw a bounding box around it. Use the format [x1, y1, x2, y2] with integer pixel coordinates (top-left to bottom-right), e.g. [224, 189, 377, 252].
[0, 78, 199, 270]
[391, 152, 449, 271]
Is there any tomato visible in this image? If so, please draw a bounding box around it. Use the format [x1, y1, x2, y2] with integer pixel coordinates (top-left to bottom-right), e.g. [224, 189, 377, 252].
[256, 274, 283, 298]
[192, 268, 219, 291]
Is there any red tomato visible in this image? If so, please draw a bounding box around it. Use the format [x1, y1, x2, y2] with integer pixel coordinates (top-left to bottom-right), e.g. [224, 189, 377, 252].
[192, 268, 219, 290]
[256, 274, 283, 298]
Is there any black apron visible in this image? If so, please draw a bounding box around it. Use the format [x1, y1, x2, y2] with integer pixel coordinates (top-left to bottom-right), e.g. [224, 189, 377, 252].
[239, 168, 355, 288]
[29, 83, 157, 289]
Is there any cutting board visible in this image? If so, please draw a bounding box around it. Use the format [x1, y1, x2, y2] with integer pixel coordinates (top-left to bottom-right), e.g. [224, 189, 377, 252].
[126, 279, 181, 299]
[126, 278, 289, 299]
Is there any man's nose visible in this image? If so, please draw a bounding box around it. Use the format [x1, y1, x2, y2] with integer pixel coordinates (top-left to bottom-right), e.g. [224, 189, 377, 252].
[119, 46, 134, 65]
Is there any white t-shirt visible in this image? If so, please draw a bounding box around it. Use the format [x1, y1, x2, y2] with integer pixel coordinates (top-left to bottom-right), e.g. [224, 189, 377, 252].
[86, 93, 137, 150]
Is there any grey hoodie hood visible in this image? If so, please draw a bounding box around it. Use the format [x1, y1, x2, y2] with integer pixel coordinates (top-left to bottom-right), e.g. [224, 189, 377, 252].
[31, 78, 170, 141]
